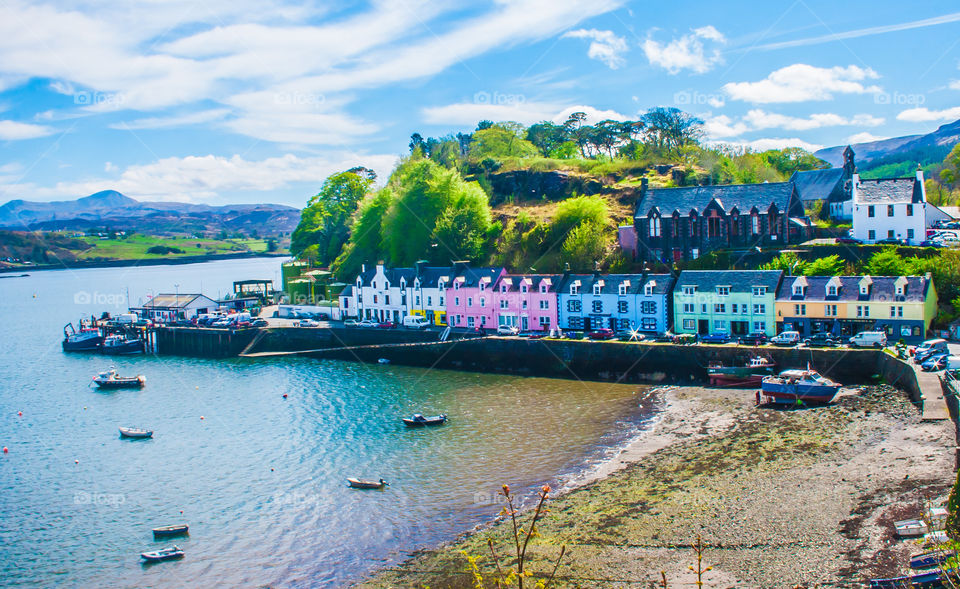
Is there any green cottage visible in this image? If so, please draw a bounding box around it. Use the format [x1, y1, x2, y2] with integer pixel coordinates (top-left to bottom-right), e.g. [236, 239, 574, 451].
[673, 270, 784, 337]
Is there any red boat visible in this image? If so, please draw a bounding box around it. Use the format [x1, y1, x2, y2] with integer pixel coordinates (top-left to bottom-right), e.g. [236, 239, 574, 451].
[707, 356, 776, 387]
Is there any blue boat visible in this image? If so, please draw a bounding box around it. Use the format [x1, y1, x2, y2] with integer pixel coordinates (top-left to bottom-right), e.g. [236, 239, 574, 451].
[62, 323, 103, 352]
[912, 550, 955, 569]
[869, 569, 948, 588]
[760, 369, 841, 405]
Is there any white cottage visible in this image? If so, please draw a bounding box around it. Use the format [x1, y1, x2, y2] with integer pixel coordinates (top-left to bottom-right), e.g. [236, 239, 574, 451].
[851, 168, 926, 245]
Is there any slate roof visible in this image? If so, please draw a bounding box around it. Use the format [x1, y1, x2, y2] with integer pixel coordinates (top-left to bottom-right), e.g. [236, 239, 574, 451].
[675, 270, 783, 293]
[339, 285, 354, 297]
[496, 274, 562, 293]
[412, 266, 452, 288]
[634, 182, 798, 220]
[356, 265, 416, 287]
[854, 177, 923, 204]
[557, 273, 676, 296]
[790, 168, 848, 203]
[775, 275, 931, 303]
[138, 294, 213, 309]
[452, 266, 504, 288]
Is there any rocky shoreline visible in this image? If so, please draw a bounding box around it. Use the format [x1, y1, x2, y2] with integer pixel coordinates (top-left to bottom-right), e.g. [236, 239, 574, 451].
[357, 385, 955, 588]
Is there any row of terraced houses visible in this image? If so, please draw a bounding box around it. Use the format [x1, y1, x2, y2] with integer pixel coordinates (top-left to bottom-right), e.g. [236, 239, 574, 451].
[338, 262, 939, 343]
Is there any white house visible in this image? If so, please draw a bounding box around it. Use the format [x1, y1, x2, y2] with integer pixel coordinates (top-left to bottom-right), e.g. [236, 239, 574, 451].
[851, 168, 926, 245]
[405, 262, 451, 326]
[354, 263, 414, 322]
[132, 293, 219, 323]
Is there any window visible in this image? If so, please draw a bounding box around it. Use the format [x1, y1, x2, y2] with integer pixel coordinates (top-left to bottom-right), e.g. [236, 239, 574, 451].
[384, 295, 390, 305]
[467, 316, 475, 327]
[539, 284, 548, 294]
[500, 285, 507, 293]
[569, 317, 583, 329]
[825, 304, 837, 316]
[500, 300, 509, 309]
[642, 318, 657, 330]
[827, 285, 837, 296]
[649, 216, 661, 237]
[522, 300, 527, 310]
[752, 287, 767, 296]
[708, 216, 720, 237]
[907, 204, 914, 216]
[690, 215, 697, 236]
[619, 284, 627, 295]
[568, 300, 581, 312]
[907, 228, 914, 240]
[480, 297, 486, 308]
[427, 296, 432, 306]
[373, 294, 379, 304]
[539, 316, 550, 326]
[642, 301, 656, 314]
[439, 297, 445, 306]
[753, 321, 766, 332]
[539, 300, 549, 310]
[769, 212, 778, 235]
[592, 284, 602, 295]
[731, 303, 738, 314]
[570, 285, 580, 295]
[753, 303, 766, 314]
[887, 204, 894, 216]
[714, 320, 727, 330]
[644, 285, 654, 296]
[701, 303, 708, 313]
[520, 284, 528, 293]
[691, 248, 700, 260]
[717, 286, 730, 296]
[894, 306, 903, 318]
[454, 297, 460, 306]
[795, 304, 806, 316]
[868, 230, 876, 240]
[618, 300, 628, 313]
[415, 296, 420, 306]
[480, 316, 487, 326]
[896, 284, 905, 296]
[454, 282, 460, 290]
[751, 214, 760, 234]
[888, 229, 895, 239]
[793, 285, 806, 296]
[683, 303, 695, 313]
[467, 297, 473, 307]
[681, 286, 696, 295]
[857, 305, 870, 317]
[682, 319, 696, 330]
[714, 303, 726, 313]
[868, 205, 875, 217]
[592, 300, 603, 313]
[479, 282, 486, 292]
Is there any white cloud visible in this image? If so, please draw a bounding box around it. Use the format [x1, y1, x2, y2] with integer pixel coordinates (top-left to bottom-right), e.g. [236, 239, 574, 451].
[703, 114, 749, 138]
[717, 137, 825, 152]
[724, 64, 882, 103]
[743, 109, 884, 131]
[110, 109, 231, 130]
[562, 29, 628, 69]
[0, 120, 56, 140]
[847, 132, 889, 144]
[897, 106, 960, 122]
[950, 80, 960, 91]
[421, 102, 627, 126]
[642, 25, 726, 74]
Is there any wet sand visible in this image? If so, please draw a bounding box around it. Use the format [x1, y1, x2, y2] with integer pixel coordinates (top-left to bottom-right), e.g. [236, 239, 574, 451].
[358, 385, 955, 588]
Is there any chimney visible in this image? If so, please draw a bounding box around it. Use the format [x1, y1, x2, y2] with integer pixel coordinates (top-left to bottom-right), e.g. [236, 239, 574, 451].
[415, 260, 428, 276]
[453, 260, 469, 275]
[640, 177, 649, 198]
[361, 263, 366, 273]
[917, 163, 925, 184]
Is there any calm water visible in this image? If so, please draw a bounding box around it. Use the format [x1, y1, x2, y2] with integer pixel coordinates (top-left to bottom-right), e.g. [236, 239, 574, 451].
[0, 259, 655, 587]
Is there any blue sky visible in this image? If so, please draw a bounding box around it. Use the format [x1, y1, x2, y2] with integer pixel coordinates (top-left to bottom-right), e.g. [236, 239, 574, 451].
[0, 0, 958, 207]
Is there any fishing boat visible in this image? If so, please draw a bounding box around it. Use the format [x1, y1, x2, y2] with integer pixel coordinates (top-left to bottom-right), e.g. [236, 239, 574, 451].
[101, 334, 144, 355]
[119, 427, 153, 439]
[152, 524, 189, 537]
[93, 368, 145, 389]
[911, 550, 955, 569]
[869, 569, 948, 588]
[402, 413, 447, 427]
[140, 546, 184, 562]
[347, 477, 387, 489]
[896, 519, 929, 537]
[62, 323, 103, 352]
[707, 356, 775, 387]
[759, 369, 841, 405]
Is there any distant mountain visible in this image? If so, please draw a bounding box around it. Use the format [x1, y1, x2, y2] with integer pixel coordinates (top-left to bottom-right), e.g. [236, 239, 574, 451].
[0, 191, 301, 236]
[815, 119, 960, 172]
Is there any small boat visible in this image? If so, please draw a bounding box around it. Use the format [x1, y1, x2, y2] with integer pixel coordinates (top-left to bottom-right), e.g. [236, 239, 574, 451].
[152, 524, 189, 537]
[707, 356, 775, 387]
[911, 550, 956, 569]
[402, 413, 447, 427]
[759, 369, 841, 405]
[347, 477, 388, 489]
[119, 427, 153, 439]
[101, 334, 144, 355]
[140, 546, 184, 562]
[62, 323, 103, 352]
[896, 519, 929, 537]
[93, 368, 145, 389]
[378, 358, 390, 364]
[870, 569, 948, 588]
[924, 530, 949, 546]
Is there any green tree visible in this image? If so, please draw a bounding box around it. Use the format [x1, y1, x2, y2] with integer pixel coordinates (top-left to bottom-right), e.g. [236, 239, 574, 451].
[431, 184, 492, 262]
[864, 246, 908, 276]
[468, 124, 539, 161]
[549, 195, 609, 243]
[760, 251, 807, 275]
[525, 121, 569, 157]
[641, 107, 703, 153]
[561, 222, 609, 272]
[331, 187, 393, 279]
[804, 254, 844, 276]
[290, 169, 374, 264]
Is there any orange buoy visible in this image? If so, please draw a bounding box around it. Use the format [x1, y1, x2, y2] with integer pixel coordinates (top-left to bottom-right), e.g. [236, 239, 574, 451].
[74, 459, 79, 463]
[200, 416, 204, 420]
[3, 447, 7, 453]
[17, 411, 22, 416]
[282, 394, 288, 399]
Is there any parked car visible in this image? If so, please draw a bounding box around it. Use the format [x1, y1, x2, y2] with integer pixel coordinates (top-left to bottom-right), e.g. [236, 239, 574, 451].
[836, 235, 862, 244]
[401, 315, 430, 330]
[922, 353, 949, 372]
[698, 332, 731, 344]
[802, 332, 841, 348]
[738, 332, 768, 346]
[770, 331, 801, 346]
[913, 338, 949, 361]
[210, 318, 232, 328]
[343, 319, 360, 327]
[618, 331, 646, 341]
[357, 319, 377, 328]
[849, 330, 887, 348]
[588, 328, 616, 340]
[920, 240, 946, 248]
[496, 325, 519, 336]
[654, 333, 678, 344]
[876, 237, 904, 246]
[297, 319, 320, 327]
[376, 321, 398, 329]
[519, 331, 546, 339]
[251, 319, 268, 327]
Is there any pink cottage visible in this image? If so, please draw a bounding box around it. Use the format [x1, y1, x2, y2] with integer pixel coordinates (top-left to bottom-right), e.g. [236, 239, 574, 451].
[493, 275, 560, 332]
[445, 264, 505, 330]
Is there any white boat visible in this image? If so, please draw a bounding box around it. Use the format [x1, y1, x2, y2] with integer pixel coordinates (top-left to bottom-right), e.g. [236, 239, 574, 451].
[119, 427, 153, 438]
[93, 368, 145, 389]
[896, 519, 929, 537]
[140, 545, 184, 562]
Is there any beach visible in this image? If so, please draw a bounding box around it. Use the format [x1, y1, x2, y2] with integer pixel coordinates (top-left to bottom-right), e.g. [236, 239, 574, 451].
[359, 384, 956, 588]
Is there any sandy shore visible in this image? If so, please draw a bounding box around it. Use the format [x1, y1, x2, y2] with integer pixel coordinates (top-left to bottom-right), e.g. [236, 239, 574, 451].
[357, 384, 956, 588]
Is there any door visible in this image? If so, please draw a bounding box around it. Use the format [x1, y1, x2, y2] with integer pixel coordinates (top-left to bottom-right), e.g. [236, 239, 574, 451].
[698, 319, 709, 335]
[583, 317, 592, 331]
[521, 316, 528, 330]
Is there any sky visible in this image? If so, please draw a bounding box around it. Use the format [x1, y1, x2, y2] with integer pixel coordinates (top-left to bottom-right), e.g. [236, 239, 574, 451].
[0, 0, 959, 207]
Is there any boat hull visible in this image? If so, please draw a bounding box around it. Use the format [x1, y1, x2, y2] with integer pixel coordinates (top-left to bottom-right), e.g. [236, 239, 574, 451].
[119, 428, 153, 438]
[708, 372, 767, 387]
[870, 570, 946, 588]
[95, 378, 145, 389]
[101, 340, 144, 355]
[760, 382, 839, 404]
[152, 525, 189, 537]
[347, 478, 386, 489]
[62, 336, 104, 352]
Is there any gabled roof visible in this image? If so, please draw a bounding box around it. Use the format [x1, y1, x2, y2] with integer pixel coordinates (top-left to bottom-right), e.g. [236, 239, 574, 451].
[452, 266, 504, 288]
[790, 168, 848, 203]
[139, 293, 214, 309]
[413, 266, 452, 288]
[339, 285, 354, 297]
[854, 177, 923, 204]
[675, 270, 783, 293]
[774, 275, 930, 303]
[496, 274, 562, 292]
[635, 182, 798, 219]
[557, 273, 676, 296]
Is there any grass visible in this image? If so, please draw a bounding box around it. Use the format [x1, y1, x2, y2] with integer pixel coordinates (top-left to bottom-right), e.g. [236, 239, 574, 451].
[74, 234, 276, 260]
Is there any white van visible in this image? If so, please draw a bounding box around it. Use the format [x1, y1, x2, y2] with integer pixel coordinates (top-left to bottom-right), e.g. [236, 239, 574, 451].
[116, 313, 138, 324]
[402, 315, 430, 329]
[770, 331, 800, 346]
[849, 331, 887, 348]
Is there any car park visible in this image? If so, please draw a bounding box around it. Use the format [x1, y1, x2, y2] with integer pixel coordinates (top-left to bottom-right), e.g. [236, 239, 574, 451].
[296, 319, 320, 327]
[738, 332, 768, 346]
[770, 331, 801, 346]
[802, 333, 841, 348]
[836, 235, 862, 244]
[699, 332, 731, 344]
[912, 338, 948, 361]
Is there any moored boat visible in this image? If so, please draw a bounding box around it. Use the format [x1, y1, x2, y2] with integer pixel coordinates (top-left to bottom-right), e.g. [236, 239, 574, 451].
[911, 550, 955, 569]
[93, 368, 145, 389]
[402, 413, 447, 427]
[101, 334, 144, 355]
[152, 524, 189, 537]
[119, 427, 153, 439]
[62, 323, 103, 352]
[759, 369, 841, 405]
[347, 477, 387, 489]
[707, 356, 775, 387]
[896, 518, 929, 537]
[140, 546, 184, 562]
[869, 569, 948, 588]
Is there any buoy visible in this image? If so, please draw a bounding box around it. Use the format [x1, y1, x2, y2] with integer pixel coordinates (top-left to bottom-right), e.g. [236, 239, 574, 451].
[282, 394, 288, 399]
[83, 406, 87, 410]
[3, 447, 8, 453]
[200, 416, 204, 420]
[17, 411, 22, 416]
[74, 459, 79, 464]
[270, 468, 275, 472]
[179, 510, 183, 514]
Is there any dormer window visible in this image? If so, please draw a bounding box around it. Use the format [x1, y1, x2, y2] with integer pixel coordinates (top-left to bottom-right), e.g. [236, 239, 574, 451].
[619, 284, 627, 296]
[454, 281, 460, 290]
[500, 284, 507, 293]
[645, 284, 654, 296]
[540, 284, 547, 294]
[793, 285, 806, 296]
[521, 285, 528, 293]
[717, 286, 730, 296]
[479, 282, 485, 292]
[681, 286, 696, 296]
[828, 285, 837, 296]
[570, 285, 580, 295]
[860, 285, 869, 295]
[593, 284, 602, 295]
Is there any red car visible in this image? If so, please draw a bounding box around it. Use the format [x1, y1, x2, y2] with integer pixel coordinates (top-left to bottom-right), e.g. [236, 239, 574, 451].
[588, 328, 616, 340]
[377, 321, 397, 329]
